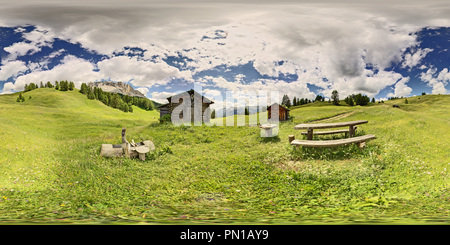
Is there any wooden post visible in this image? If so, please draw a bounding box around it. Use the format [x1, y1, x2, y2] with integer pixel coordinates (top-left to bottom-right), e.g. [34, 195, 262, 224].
[288, 135, 295, 144]
[349, 126, 355, 138]
[122, 142, 130, 158]
[307, 128, 313, 140]
[121, 127, 128, 144]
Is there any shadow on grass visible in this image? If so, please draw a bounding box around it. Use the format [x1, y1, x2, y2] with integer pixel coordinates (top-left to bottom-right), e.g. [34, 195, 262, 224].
[259, 135, 281, 143]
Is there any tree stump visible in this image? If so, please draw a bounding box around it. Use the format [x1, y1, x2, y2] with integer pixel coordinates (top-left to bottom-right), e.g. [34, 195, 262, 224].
[288, 135, 295, 144]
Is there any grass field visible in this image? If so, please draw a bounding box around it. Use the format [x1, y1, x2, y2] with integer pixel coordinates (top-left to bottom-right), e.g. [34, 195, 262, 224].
[0, 88, 449, 224]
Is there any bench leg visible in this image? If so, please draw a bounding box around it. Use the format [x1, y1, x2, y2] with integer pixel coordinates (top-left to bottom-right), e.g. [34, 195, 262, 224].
[289, 135, 295, 144]
[349, 126, 355, 138]
[307, 129, 313, 140]
[138, 153, 146, 161]
[357, 141, 366, 149]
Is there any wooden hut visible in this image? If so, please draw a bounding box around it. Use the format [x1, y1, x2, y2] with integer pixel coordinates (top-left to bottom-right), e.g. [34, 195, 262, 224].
[159, 89, 214, 123]
[267, 103, 290, 121]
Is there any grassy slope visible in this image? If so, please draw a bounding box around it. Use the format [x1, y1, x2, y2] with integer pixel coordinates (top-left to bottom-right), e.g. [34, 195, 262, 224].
[0, 90, 448, 224]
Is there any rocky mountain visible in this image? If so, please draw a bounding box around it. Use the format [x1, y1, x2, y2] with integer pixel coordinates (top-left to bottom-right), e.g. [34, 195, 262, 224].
[88, 81, 146, 98]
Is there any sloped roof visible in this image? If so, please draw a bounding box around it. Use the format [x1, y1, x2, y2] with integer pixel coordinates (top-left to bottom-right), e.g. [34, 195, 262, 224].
[166, 89, 214, 104]
[268, 103, 290, 111]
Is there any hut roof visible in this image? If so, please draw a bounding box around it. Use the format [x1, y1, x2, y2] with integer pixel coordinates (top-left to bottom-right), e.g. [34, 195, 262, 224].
[268, 103, 290, 111]
[166, 89, 214, 104]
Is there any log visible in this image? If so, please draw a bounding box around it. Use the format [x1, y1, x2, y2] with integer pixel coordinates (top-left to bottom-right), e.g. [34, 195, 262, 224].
[100, 144, 124, 157]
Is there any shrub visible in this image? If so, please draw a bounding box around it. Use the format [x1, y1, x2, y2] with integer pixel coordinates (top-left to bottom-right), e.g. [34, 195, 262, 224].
[159, 114, 172, 123]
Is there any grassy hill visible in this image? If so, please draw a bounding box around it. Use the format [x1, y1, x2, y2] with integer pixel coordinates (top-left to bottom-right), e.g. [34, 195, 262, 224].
[0, 89, 448, 224]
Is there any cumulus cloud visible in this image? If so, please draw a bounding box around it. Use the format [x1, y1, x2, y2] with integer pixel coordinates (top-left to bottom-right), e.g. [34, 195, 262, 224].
[135, 87, 149, 96]
[2, 27, 54, 62]
[402, 48, 433, 70]
[149, 91, 176, 104]
[3, 42, 41, 61]
[387, 77, 413, 98]
[96, 56, 192, 87]
[13, 55, 101, 91]
[420, 67, 449, 94]
[1, 82, 16, 94]
[0, 60, 28, 81]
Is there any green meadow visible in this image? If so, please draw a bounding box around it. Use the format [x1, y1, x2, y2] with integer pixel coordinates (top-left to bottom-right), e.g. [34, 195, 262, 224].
[0, 88, 448, 224]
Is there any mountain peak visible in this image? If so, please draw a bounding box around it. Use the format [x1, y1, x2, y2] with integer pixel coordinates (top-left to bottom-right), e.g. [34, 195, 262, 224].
[88, 81, 145, 98]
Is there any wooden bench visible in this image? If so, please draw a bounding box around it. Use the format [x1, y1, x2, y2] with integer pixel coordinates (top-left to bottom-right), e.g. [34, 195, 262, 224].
[294, 120, 368, 140]
[300, 128, 355, 136]
[290, 134, 376, 149]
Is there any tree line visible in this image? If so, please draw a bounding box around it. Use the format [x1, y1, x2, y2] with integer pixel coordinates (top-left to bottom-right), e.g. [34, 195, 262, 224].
[279, 90, 376, 108]
[343, 93, 373, 106]
[17, 81, 155, 113]
[79, 83, 154, 113]
[281, 94, 328, 108]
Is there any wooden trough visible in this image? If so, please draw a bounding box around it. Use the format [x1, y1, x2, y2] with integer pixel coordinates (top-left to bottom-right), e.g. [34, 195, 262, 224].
[100, 127, 155, 161]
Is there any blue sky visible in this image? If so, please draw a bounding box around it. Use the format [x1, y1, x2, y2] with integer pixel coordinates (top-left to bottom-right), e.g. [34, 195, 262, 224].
[0, 0, 449, 104]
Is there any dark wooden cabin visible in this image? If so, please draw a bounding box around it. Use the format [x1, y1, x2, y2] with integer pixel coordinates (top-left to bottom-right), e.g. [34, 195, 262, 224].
[267, 103, 290, 121]
[159, 89, 214, 123]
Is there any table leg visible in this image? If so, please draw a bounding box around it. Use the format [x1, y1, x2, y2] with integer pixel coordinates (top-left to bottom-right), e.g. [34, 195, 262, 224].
[349, 125, 355, 137]
[307, 128, 313, 140]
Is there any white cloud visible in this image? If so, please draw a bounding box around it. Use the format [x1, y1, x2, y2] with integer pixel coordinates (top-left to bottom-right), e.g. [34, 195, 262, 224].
[1, 82, 16, 94]
[13, 55, 101, 91]
[387, 77, 413, 98]
[149, 91, 176, 104]
[420, 67, 449, 94]
[135, 87, 149, 96]
[402, 48, 433, 69]
[2, 27, 55, 63]
[96, 56, 191, 88]
[0, 60, 28, 81]
[3, 42, 41, 61]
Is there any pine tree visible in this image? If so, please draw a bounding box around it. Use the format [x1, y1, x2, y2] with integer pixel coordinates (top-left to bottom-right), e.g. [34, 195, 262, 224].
[331, 90, 339, 105]
[68, 81, 75, 91]
[16, 93, 25, 102]
[87, 90, 95, 100]
[281, 94, 291, 108]
[80, 83, 88, 94]
[55, 81, 59, 90]
[110, 93, 121, 108]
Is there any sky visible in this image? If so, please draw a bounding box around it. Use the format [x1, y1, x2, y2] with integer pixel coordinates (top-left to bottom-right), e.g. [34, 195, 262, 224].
[0, 0, 449, 105]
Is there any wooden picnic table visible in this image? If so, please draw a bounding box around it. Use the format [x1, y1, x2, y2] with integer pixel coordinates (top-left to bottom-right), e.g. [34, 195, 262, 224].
[294, 120, 368, 140]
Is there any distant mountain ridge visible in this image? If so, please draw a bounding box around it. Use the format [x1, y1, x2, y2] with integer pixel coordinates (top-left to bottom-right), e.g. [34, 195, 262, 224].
[88, 81, 146, 98]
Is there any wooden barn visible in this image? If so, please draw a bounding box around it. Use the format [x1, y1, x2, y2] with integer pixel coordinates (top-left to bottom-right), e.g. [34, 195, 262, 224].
[267, 103, 290, 121]
[158, 89, 214, 123]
